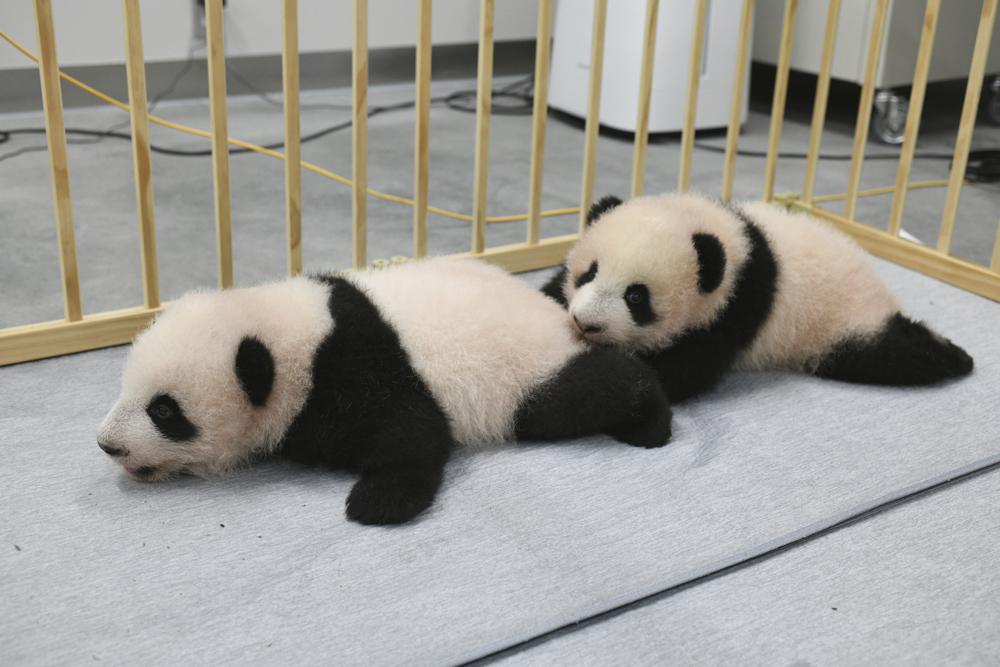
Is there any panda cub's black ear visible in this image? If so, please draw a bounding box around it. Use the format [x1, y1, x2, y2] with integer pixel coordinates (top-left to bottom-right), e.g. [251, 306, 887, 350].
[692, 233, 726, 293]
[586, 195, 623, 226]
[235, 336, 275, 407]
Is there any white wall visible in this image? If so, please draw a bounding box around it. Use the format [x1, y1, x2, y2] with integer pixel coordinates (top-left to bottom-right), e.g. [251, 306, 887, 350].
[0, 0, 539, 71]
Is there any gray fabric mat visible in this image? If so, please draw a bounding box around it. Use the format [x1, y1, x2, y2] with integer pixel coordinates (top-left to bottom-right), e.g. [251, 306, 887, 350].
[1, 259, 998, 665]
[497, 462, 1000, 667]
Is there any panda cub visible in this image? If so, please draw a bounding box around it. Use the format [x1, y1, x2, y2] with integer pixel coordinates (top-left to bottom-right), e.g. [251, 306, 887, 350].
[543, 193, 973, 402]
[97, 257, 672, 525]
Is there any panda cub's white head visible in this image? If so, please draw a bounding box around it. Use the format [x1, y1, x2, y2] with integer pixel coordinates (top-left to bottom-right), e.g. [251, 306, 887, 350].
[96, 278, 332, 481]
[563, 193, 748, 352]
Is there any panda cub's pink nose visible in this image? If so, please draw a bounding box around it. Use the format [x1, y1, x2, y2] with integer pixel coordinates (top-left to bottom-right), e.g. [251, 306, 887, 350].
[573, 315, 605, 335]
[98, 441, 128, 457]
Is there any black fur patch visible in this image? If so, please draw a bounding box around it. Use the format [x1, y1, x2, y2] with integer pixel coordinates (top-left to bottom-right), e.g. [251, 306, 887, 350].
[640, 209, 778, 402]
[146, 394, 198, 442]
[815, 313, 973, 385]
[235, 337, 275, 406]
[541, 267, 569, 305]
[515, 348, 671, 448]
[692, 233, 726, 293]
[587, 195, 623, 226]
[575, 261, 598, 288]
[624, 283, 656, 326]
[279, 277, 453, 526]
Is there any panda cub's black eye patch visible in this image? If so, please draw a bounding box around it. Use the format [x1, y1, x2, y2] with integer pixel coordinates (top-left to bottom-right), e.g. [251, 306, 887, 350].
[624, 283, 656, 326]
[146, 394, 198, 442]
[575, 261, 598, 288]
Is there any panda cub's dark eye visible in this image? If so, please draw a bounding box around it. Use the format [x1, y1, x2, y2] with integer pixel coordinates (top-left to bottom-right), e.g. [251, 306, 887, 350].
[146, 394, 198, 442]
[575, 261, 598, 288]
[626, 288, 646, 304]
[624, 283, 656, 326]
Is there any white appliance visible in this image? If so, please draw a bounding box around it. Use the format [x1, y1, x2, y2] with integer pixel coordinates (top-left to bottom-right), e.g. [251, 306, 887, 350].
[548, 0, 752, 133]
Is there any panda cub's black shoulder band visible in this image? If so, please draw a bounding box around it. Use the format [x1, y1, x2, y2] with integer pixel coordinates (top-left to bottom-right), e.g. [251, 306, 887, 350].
[641, 206, 779, 402]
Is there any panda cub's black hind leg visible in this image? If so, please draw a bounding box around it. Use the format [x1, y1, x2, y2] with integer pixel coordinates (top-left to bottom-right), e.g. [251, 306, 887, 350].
[515, 348, 672, 448]
[815, 313, 974, 386]
[345, 426, 453, 526]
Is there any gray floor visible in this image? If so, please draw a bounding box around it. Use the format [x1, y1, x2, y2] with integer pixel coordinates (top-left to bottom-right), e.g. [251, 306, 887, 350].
[2, 75, 999, 328]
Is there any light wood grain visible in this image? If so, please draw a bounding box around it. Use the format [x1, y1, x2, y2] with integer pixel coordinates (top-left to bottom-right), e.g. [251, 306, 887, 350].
[205, 0, 233, 288]
[471, 0, 495, 254]
[843, 0, 889, 221]
[33, 0, 82, 321]
[937, 0, 997, 253]
[121, 0, 160, 307]
[763, 0, 797, 202]
[527, 0, 553, 244]
[413, 0, 432, 258]
[630, 0, 659, 198]
[352, 0, 368, 268]
[887, 0, 939, 236]
[0, 306, 160, 367]
[801, 0, 840, 204]
[786, 199, 999, 302]
[721, 0, 755, 202]
[993, 220, 1000, 270]
[678, 0, 708, 193]
[578, 0, 608, 232]
[282, 0, 302, 275]
[458, 234, 577, 274]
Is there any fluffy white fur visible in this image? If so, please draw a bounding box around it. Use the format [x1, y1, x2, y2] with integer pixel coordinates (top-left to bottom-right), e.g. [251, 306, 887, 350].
[563, 193, 899, 371]
[350, 257, 585, 445]
[98, 277, 332, 480]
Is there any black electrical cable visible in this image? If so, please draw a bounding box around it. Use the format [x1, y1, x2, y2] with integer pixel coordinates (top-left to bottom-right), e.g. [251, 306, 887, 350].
[0, 72, 962, 163]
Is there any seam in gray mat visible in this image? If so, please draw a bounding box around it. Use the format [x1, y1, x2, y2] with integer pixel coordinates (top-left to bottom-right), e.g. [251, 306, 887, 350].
[458, 452, 1000, 666]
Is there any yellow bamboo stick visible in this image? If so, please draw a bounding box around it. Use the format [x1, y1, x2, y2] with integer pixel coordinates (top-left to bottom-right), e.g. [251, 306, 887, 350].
[887, 0, 939, 237]
[937, 0, 998, 253]
[352, 0, 368, 269]
[678, 0, 708, 193]
[471, 0, 495, 254]
[578, 0, 608, 232]
[992, 220, 1000, 270]
[630, 0, 659, 198]
[32, 0, 82, 321]
[413, 0, 432, 258]
[527, 0, 554, 244]
[121, 0, 160, 308]
[763, 0, 797, 202]
[721, 0, 755, 203]
[282, 0, 302, 276]
[843, 0, 890, 221]
[801, 0, 841, 205]
[205, 0, 233, 288]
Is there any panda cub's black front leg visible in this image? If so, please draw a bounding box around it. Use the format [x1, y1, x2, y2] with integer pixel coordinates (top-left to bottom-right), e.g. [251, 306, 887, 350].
[515, 348, 672, 448]
[346, 425, 453, 526]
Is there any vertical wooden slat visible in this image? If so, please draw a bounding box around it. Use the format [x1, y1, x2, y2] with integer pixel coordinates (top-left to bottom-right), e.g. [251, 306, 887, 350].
[630, 0, 659, 198]
[121, 0, 160, 308]
[471, 0, 495, 254]
[33, 0, 82, 321]
[801, 0, 841, 205]
[282, 0, 302, 276]
[762, 0, 797, 202]
[526, 0, 554, 244]
[721, 0, 755, 202]
[887, 0, 939, 237]
[352, 0, 368, 268]
[843, 0, 890, 221]
[937, 0, 998, 253]
[205, 0, 233, 288]
[678, 0, 708, 193]
[578, 0, 608, 232]
[413, 0, 432, 258]
[993, 220, 1000, 270]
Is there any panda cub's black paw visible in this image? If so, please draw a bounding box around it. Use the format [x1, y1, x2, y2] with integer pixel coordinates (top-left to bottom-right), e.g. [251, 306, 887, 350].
[345, 469, 440, 526]
[608, 402, 673, 449]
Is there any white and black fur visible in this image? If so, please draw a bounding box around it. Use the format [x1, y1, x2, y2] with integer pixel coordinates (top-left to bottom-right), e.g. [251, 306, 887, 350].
[98, 257, 672, 525]
[543, 193, 973, 402]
